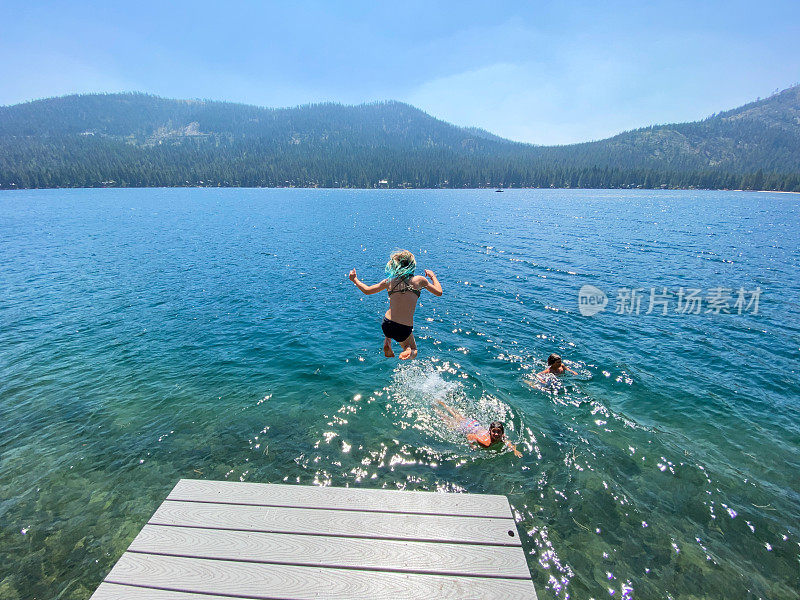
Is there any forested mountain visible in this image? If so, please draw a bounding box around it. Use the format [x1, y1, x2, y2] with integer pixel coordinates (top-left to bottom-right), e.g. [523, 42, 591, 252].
[1, 86, 799, 190]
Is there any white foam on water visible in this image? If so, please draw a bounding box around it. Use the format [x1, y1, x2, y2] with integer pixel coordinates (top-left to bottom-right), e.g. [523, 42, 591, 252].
[390, 360, 462, 406]
[385, 360, 464, 443]
[386, 359, 518, 448]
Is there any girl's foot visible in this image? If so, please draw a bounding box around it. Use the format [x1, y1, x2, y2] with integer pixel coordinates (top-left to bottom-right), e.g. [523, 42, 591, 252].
[383, 339, 395, 357]
[399, 347, 417, 360]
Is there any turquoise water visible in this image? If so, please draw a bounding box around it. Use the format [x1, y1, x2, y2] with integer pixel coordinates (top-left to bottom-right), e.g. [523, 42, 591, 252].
[1, 188, 798, 599]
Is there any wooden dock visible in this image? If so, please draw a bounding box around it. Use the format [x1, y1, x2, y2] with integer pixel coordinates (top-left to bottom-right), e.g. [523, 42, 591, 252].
[91, 479, 537, 599]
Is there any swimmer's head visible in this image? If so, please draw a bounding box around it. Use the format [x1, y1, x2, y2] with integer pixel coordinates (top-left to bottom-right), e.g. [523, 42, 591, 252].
[489, 421, 505, 443]
[386, 249, 416, 280]
[547, 354, 562, 367]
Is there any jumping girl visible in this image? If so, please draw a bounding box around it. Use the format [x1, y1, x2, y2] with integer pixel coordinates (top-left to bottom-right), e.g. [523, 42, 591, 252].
[349, 249, 442, 360]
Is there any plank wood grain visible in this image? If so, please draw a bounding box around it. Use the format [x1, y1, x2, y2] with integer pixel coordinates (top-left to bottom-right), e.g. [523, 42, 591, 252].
[92, 582, 257, 600]
[151, 500, 521, 546]
[129, 523, 531, 578]
[168, 479, 512, 518]
[105, 553, 538, 600]
[90, 481, 538, 600]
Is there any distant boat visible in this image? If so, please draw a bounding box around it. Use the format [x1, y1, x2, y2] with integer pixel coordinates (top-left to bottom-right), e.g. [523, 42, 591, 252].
[495, 189, 503, 192]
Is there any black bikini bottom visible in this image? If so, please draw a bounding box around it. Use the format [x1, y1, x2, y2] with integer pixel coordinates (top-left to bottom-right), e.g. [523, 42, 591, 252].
[382, 317, 413, 343]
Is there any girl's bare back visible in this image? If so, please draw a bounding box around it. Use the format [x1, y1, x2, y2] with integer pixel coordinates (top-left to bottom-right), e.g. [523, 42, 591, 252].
[385, 275, 428, 325]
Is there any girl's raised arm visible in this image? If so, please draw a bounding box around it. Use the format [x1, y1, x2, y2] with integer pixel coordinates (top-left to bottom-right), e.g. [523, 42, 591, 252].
[423, 269, 443, 296]
[349, 269, 388, 295]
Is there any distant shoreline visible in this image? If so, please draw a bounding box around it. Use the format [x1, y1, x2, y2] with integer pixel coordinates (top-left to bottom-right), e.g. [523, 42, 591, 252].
[0, 186, 798, 194]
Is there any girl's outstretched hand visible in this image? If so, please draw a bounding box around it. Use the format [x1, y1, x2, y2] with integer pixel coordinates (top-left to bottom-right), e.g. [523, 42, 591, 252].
[423, 269, 443, 296]
[349, 268, 357, 282]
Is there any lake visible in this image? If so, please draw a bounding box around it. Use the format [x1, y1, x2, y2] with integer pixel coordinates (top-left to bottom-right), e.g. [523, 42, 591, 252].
[1, 188, 798, 599]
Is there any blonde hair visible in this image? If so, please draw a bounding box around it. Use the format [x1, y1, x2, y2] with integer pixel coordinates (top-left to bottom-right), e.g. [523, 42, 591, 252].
[385, 249, 416, 280]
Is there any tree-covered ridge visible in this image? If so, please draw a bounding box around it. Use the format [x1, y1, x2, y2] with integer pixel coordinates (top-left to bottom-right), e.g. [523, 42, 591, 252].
[1, 87, 798, 191]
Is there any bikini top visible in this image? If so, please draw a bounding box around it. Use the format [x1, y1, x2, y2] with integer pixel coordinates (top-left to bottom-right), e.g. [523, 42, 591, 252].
[387, 277, 421, 297]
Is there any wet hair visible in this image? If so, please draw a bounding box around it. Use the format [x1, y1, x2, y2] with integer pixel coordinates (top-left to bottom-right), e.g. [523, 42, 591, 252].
[489, 421, 504, 435]
[547, 353, 562, 366]
[385, 249, 416, 280]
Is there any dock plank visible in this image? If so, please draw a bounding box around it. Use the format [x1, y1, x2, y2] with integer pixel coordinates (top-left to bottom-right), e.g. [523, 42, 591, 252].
[91, 480, 537, 600]
[168, 478, 513, 518]
[105, 553, 538, 600]
[151, 499, 521, 546]
[129, 523, 531, 578]
[92, 582, 257, 600]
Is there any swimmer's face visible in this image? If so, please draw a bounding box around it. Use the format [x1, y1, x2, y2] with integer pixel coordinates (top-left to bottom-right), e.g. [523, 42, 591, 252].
[489, 425, 504, 443]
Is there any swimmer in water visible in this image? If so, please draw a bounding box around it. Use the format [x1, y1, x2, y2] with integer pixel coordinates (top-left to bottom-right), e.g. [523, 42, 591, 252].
[536, 353, 578, 380]
[436, 400, 522, 457]
[349, 249, 443, 360]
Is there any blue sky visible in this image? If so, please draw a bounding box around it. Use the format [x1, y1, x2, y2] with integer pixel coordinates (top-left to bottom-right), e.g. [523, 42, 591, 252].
[2, 1, 798, 144]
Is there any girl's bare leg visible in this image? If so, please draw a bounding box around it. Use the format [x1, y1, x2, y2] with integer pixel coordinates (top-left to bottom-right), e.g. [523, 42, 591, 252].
[435, 408, 458, 428]
[398, 334, 417, 360]
[437, 400, 464, 421]
[383, 337, 395, 358]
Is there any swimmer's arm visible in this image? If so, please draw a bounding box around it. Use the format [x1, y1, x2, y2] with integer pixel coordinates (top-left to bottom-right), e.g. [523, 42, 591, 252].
[566, 366, 579, 376]
[422, 270, 443, 296]
[505, 439, 523, 457]
[349, 269, 387, 295]
[466, 434, 490, 449]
